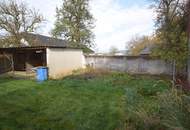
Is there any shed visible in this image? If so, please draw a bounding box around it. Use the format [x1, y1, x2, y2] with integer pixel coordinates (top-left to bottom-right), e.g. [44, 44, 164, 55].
[0, 33, 88, 78]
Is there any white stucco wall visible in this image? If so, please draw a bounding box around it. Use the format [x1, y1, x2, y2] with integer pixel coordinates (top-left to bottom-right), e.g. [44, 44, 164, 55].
[85, 55, 173, 75]
[46, 48, 85, 78]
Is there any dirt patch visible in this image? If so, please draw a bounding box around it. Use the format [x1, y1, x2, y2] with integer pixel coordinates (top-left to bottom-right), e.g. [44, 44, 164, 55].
[65, 68, 113, 80]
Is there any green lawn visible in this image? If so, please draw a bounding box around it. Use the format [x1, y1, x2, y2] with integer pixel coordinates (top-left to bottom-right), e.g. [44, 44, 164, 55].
[0, 71, 189, 130]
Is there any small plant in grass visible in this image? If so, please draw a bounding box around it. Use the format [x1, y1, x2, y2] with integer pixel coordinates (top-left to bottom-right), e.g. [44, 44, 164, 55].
[138, 80, 170, 96]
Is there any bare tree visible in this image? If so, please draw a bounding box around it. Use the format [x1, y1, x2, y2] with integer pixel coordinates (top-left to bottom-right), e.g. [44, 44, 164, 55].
[0, 0, 44, 46]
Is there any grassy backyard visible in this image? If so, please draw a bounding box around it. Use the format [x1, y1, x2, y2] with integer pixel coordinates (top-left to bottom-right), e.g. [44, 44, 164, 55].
[0, 70, 189, 130]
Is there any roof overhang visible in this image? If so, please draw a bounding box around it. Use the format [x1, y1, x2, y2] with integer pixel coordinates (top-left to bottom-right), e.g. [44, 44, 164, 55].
[0, 46, 84, 52]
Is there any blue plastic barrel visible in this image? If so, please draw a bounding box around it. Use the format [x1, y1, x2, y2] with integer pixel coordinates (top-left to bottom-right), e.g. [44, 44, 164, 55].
[36, 67, 48, 82]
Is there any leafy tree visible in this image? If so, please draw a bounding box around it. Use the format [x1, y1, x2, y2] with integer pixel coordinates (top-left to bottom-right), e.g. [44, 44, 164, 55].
[153, 0, 189, 69]
[0, 0, 44, 47]
[127, 35, 155, 56]
[52, 0, 94, 48]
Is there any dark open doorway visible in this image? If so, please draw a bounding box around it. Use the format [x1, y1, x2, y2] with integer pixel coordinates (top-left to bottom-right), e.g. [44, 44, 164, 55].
[13, 48, 46, 71]
[0, 47, 47, 72]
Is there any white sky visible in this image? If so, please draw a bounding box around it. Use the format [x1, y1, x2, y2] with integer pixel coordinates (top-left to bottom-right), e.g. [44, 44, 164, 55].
[22, 0, 155, 52]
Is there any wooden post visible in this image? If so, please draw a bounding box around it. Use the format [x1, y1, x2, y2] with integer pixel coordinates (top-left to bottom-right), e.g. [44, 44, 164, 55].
[25, 52, 29, 73]
[1, 53, 6, 73]
[11, 54, 14, 74]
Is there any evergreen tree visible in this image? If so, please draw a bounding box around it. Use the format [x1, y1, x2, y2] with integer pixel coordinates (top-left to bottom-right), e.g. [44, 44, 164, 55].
[52, 0, 94, 48]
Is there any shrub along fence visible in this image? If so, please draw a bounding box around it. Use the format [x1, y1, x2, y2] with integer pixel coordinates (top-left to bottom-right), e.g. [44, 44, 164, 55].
[85, 55, 175, 75]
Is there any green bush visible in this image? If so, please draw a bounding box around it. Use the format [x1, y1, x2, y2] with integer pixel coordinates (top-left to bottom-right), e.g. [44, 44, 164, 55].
[125, 87, 162, 130]
[125, 85, 190, 130]
[137, 80, 169, 96]
[158, 89, 190, 130]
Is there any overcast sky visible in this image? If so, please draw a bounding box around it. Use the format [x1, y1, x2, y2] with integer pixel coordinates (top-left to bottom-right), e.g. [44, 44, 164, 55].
[23, 0, 155, 52]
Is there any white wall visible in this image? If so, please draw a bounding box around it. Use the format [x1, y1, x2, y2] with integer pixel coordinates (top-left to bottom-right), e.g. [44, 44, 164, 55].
[85, 55, 173, 75]
[46, 48, 85, 78]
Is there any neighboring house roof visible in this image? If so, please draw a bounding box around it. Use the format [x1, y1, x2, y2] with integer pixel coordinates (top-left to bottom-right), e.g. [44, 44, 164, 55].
[90, 50, 130, 56]
[139, 45, 155, 55]
[114, 50, 131, 56]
